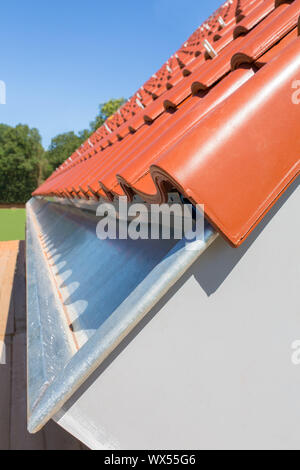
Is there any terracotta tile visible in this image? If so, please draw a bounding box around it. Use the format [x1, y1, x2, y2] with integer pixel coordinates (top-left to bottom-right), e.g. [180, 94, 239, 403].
[33, 0, 300, 246]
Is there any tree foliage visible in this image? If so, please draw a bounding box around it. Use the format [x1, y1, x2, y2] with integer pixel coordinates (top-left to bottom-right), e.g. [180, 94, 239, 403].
[0, 98, 126, 202]
[90, 98, 126, 132]
[43, 131, 87, 178]
[0, 124, 44, 203]
[45, 98, 126, 177]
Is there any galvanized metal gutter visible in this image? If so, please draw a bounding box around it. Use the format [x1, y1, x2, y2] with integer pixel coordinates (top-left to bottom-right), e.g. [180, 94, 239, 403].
[26, 197, 217, 433]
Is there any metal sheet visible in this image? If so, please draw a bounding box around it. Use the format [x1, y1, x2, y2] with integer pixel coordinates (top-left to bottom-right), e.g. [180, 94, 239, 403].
[26, 197, 217, 433]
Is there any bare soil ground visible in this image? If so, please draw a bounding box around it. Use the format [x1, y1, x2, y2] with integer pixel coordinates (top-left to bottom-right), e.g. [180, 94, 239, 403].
[0, 204, 26, 209]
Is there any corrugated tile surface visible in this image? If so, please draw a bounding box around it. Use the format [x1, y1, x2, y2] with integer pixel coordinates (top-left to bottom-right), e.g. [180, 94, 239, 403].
[34, 0, 300, 246]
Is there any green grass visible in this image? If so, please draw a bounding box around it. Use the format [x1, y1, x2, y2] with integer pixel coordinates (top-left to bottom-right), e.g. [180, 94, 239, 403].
[0, 209, 26, 241]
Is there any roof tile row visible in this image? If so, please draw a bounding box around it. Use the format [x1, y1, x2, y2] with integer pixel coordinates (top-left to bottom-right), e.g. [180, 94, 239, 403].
[34, 0, 300, 246]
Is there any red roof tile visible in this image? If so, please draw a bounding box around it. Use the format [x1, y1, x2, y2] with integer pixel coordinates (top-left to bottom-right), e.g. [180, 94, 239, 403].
[34, 0, 300, 246]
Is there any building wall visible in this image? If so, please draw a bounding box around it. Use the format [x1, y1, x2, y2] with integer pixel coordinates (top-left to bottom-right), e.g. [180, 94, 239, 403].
[55, 179, 300, 450]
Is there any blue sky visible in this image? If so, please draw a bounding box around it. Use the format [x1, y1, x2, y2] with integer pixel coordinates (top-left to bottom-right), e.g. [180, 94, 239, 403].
[0, 0, 221, 148]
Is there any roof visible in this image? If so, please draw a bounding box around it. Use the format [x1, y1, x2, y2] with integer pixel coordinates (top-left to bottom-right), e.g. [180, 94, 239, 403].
[34, 0, 300, 246]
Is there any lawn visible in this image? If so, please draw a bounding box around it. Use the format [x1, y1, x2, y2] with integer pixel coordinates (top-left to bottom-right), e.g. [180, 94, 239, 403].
[0, 209, 26, 241]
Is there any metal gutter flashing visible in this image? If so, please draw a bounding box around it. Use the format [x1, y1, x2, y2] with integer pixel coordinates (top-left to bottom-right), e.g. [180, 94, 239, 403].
[26, 197, 217, 433]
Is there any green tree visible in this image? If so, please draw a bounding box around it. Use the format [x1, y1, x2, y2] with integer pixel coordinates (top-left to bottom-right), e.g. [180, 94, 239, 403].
[90, 98, 126, 132]
[44, 98, 126, 178]
[0, 124, 44, 203]
[44, 130, 89, 178]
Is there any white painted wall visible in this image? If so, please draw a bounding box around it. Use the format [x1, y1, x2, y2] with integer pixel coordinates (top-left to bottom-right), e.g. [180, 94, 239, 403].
[55, 180, 300, 450]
